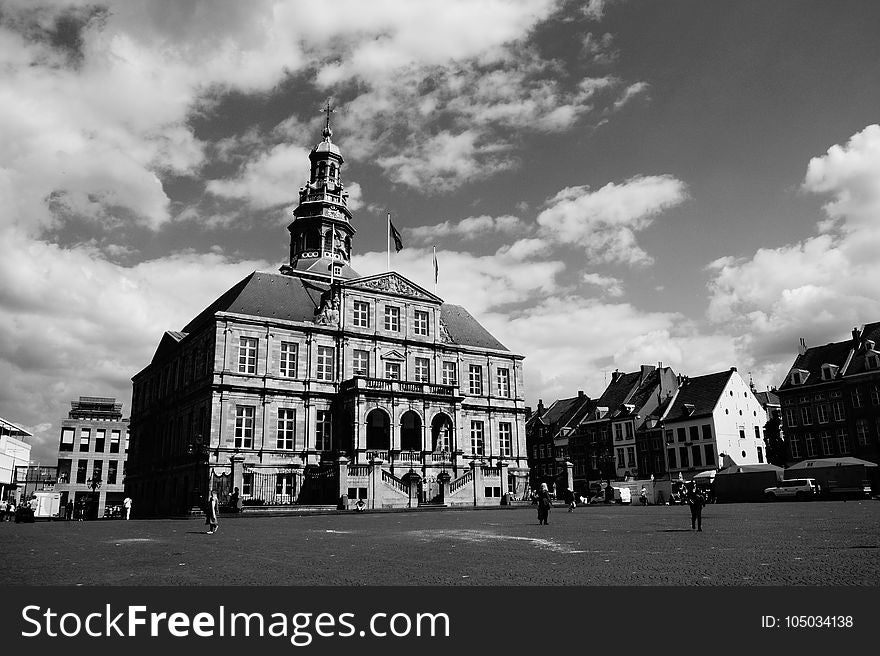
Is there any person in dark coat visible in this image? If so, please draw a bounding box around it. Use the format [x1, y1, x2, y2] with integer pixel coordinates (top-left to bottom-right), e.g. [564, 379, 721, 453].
[685, 481, 705, 531]
[537, 483, 552, 525]
[563, 487, 576, 512]
[205, 491, 220, 534]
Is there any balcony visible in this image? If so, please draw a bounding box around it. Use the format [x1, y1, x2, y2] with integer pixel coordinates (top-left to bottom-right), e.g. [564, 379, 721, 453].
[340, 376, 458, 398]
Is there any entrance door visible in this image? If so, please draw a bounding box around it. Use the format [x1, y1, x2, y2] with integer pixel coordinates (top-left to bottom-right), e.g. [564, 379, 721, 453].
[366, 409, 390, 450]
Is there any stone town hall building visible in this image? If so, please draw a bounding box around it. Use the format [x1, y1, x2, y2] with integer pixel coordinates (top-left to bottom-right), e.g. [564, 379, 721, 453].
[126, 118, 528, 515]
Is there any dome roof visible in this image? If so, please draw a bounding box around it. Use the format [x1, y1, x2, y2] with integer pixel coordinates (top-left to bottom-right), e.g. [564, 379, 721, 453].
[312, 139, 341, 156]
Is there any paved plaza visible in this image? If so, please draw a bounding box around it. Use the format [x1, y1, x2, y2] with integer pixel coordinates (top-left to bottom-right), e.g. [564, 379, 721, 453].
[2, 501, 878, 586]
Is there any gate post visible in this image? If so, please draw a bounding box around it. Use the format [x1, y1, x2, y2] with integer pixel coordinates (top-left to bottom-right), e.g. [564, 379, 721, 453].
[230, 454, 245, 496]
[337, 456, 349, 509]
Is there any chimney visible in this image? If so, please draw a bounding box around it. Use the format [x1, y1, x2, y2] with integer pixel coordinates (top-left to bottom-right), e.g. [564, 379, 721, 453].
[537, 399, 545, 414]
[611, 369, 623, 384]
[852, 327, 861, 348]
[578, 390, 585, 399]
[640, 364, 655, 382]
[730, 366, 737, 372]
[798, 338, 807, 356]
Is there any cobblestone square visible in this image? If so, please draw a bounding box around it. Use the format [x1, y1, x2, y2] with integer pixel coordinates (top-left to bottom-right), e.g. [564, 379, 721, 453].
[2, 501, 878, 586]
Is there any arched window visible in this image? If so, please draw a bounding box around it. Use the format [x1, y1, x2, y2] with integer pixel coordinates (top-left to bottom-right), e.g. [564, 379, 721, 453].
[431, 414, 453, 452]
[400, 411, 422, 451]
[366, 409, 390, 450]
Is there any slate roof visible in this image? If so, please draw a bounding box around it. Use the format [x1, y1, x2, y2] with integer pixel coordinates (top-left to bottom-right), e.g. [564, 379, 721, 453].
[778, 338, 852, 391]
[595, 371, 642, 411]
[440, 304, 508, 351]
[753, 390, 780, 407]
[663, 370, 734, 422]
[180, 271, 509, 352]
[841, 321, 880, 377]
[529, 395, 594, 438]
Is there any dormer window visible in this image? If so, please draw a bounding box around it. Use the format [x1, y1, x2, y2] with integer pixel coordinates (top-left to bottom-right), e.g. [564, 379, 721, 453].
[790, 369, 809, 386]
[683, 403, 695, 416]
[867, 353, 880, 370]
[820, 364, 839, 381]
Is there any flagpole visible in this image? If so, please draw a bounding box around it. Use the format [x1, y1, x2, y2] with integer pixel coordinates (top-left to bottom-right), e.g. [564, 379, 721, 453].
[386, 212, 391, 272]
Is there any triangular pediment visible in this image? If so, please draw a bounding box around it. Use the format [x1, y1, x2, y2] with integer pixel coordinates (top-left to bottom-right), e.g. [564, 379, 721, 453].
[380, 349, 406, 361]
[345, 272, 442, 303]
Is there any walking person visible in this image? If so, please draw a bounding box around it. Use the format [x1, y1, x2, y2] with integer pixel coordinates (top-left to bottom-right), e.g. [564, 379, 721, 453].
[123, 496, 132, 520]
[537, 483, 552, 525]
[685, 481, 705, 531]
[564, 487, 576, 512]
[205, 491, 220, 534]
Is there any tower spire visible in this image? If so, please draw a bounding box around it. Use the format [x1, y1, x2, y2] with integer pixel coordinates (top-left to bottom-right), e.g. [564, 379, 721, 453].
[321, 98, 335, 140]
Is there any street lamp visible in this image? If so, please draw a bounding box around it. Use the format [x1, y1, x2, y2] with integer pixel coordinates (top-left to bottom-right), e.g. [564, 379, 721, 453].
[187, 434, 209, 513]
[86, 475, 102, 520]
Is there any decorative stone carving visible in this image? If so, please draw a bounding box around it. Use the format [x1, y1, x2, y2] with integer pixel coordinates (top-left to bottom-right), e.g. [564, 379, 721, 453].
[353, 274, 433, 300]
[439, 318, 454, 344]
[315, 292, 340, 326]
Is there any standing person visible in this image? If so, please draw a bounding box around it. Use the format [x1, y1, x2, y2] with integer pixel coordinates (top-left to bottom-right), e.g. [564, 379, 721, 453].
[228, 487, 241, 513]
[639, 487, 648, 506]
[65, 500, 73, 521]
[685, 482, 705, 531]
[537, 483, 552, 525]
[564, 487, 576, 512]
[123, 496, 132, 520]
[205, 491, 220, 534]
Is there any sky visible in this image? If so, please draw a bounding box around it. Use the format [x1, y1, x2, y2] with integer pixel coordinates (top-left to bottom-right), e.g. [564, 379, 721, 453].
[4, 0, 880, 463]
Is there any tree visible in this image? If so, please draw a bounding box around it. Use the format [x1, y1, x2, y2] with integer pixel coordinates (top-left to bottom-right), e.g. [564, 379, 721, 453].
[763, 415, 786, 467]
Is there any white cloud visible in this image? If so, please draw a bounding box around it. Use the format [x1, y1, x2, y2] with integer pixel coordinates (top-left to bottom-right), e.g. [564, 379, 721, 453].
[582, 272, 624, 297]
[409, 215, 526, 243]
[706, 124, 880, 387]
[536, 175, 688, 265]
[206, 143, 311, 209]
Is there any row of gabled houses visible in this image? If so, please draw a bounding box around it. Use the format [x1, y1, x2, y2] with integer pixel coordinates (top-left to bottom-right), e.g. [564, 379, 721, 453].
[527, 321, 880, 496]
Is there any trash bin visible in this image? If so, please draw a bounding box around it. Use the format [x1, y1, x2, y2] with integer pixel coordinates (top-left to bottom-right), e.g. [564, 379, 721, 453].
[338, 494, 348, 510]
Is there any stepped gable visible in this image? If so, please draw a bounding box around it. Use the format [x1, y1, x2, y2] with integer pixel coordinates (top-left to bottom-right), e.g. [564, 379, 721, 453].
[664, 370, 733, 421]
[182, 272, 328, 333]
[440, 304, 508, 351]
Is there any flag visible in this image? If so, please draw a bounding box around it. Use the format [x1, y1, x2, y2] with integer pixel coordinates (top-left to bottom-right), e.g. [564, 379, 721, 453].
[390, 219, 404, 252]
[433, 246, 438, 284]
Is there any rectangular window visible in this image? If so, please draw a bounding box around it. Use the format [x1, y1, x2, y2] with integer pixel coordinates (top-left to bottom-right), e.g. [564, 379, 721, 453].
[242, 473, 254, 497]
[800, 406, 812, 425]
[836, 429, 850, 455]
[856, 419, 869, 446]
[353, 301, 370, 328]
[614, 424, 623, 441]
[92, 460, 103, 484]
[79, 428, 90, 452]
[851, 387, 863, 408]
[414, 357, 430, 383]
[110, 430, 120, 453]
[442, 361, 457, 387]
[384, 305, 400, 332]
[468, 365, 483, 395]
[817, 404, 829, 424]
[76, 459, 88, 484]
[496, 368, 510, 398]
[784, 408, 797, 428]
[280, 342, 298, 378]
[701, 424, 712, 441]
[677, 427, 686, 443]
[616, 448, 626, 468]
[353, 349, 370, 377]
[234, 406, 255, 449]
[384, 361, 401, 380]
[805, 434, 816, 457]
[689, 426, 700, 442]
[315, 410, 332, 451]
[789, 435, 801, 459]
[60, 428, 75, 452]
[703, 443, 715, 466]
[625, 423, 633, 439]
[832, 401, 845, 422]
[627, 446, 636, 468]
[470, 421, 485, 455]
[413, 310, 429, 336]
[820, 431, 833, 455]
[94, 429, 106, 453]
[664, 430, 674, 444]
[754, 425, 761, 441]
[667, 448, 677, 470]
[757, 446, 764, 463]
[679, 446, 689, 469]
[871, 385, 880, 406]
[238, 336, 258, 374]
[499, 422, 512, 457]
[275, 473, 295, 501]
[277, 408, 295, 450]
[107, 461, 118, 485]
[316, 346, 334, 381]
[691, 445, 702, 467]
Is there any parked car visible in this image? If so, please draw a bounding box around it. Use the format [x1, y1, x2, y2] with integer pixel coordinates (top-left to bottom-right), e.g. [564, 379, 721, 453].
[764, 478, 820, 501]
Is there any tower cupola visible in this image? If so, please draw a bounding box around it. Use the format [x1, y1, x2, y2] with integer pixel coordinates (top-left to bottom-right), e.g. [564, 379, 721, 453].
[281, 99, 359, 280]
